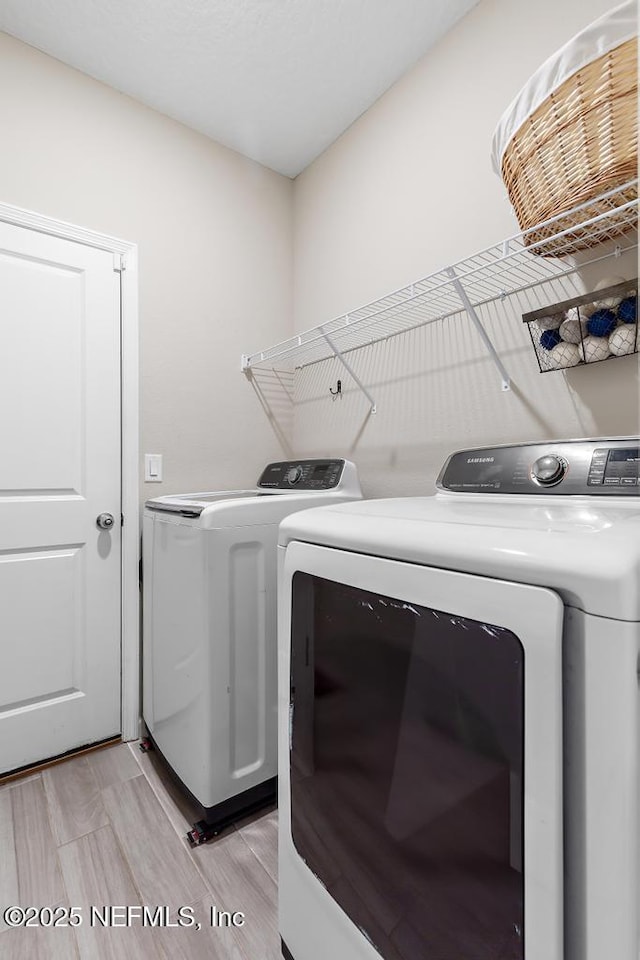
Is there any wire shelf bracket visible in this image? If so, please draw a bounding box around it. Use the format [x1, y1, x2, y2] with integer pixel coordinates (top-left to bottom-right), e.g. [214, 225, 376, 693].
[322, 330, 377, 414]
[446, 267, 511, 391]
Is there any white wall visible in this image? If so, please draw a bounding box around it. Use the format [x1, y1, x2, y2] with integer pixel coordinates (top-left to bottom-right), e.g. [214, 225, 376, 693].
[291, 0, 639, 497]
[2, 4, 636, 504]
[0, 31, 294, 498]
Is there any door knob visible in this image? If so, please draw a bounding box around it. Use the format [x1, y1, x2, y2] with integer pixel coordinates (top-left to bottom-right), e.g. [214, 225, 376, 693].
[96, 512, 115, 530]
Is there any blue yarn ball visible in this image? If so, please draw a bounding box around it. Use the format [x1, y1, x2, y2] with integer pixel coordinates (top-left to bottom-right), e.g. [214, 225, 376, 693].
[617, 297, 637, 324]
[540, 328, 562, 351]
[587, 309, 617, 337]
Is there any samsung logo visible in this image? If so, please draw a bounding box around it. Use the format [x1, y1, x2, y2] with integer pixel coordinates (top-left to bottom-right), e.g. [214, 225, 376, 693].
[467, 456, 495, 464]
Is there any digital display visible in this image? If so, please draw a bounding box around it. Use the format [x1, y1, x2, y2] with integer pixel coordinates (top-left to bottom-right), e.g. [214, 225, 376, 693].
[603, 447, 640, 486]
[313, 464, 327, 477]
[608, 448, 640, 464]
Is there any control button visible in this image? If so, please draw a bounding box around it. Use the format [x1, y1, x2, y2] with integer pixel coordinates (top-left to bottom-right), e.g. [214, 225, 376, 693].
[285, 466, 303, 485]
[621, 477, 638, 486]
[604, 477, 621, 485]
[531, 455, 567, 486]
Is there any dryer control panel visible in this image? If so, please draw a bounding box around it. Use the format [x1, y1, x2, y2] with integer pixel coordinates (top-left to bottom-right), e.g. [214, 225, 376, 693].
[438, 438, 640, 495]
[258, 459, 345, 490]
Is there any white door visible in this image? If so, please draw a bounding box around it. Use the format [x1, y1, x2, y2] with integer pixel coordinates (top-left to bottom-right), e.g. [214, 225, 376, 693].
[0, 222, 122, 774]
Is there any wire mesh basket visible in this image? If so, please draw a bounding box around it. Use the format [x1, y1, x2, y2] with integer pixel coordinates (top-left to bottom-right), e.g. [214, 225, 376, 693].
[502, 37, 638, 257]
[523, 278, 638, 372]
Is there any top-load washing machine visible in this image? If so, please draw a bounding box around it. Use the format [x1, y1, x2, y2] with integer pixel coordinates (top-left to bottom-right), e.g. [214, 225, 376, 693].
[277, 438, 640, 960]
[143, 458, 361, 843]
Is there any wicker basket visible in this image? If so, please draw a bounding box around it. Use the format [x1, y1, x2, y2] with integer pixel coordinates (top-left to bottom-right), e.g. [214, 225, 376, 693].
[501, 37, 638, 257]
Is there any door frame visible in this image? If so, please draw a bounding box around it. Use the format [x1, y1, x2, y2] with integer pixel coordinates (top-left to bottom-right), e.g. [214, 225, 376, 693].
[0, 201, 140, 742]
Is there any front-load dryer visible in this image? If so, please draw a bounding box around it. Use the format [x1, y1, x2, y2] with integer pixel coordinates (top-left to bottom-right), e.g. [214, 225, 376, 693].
[142, 459, 361, 843]
[278, 438, 640, 960]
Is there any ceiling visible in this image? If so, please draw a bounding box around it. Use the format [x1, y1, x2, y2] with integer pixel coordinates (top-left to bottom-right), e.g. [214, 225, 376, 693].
[0, 0, 478, 177]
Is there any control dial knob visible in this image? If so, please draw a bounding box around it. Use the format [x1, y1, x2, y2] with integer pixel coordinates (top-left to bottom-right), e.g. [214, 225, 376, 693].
[531, 454, 566, 486]
[286, 466, 303, 485]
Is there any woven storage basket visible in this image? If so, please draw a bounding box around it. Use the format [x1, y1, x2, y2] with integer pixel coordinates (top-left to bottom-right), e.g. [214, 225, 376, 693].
[500, 35, 638, 257]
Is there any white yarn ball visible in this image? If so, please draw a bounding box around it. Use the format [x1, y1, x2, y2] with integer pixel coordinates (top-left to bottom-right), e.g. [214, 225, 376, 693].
[593, 275, 626, 310]
[596, 295, 623, 310]
[537, 313, 565, 331]
[559, 315, 586, 344]
[609, 325, 637, 357]
[594, 275, 625, 289]
[546, 341, 581, 369]
[578, 336, 611, 363]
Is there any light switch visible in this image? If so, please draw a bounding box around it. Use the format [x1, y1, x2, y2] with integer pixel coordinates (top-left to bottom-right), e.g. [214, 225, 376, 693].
[145, 454, 163, 482]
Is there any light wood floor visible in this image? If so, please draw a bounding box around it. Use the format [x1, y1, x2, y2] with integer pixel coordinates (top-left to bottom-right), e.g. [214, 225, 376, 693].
[0, 742, 279, 960]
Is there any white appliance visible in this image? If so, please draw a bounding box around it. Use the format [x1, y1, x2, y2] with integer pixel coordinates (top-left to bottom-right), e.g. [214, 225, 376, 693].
[278, 438, 640, 960]
[142, 458, 361, 843]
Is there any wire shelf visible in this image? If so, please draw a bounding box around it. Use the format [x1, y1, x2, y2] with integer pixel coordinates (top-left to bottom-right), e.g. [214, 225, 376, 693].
[242, 180, 638, 370]
[242, 181, 638, 380]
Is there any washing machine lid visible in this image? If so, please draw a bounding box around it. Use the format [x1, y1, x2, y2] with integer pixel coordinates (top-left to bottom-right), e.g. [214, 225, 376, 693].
[144, 459, 362, 519]
[279, 496, 640, 620]
[144, 489, 268, 517]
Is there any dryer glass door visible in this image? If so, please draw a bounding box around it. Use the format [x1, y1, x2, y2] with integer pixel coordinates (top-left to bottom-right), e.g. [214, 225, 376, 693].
[286, 544, 563, 960]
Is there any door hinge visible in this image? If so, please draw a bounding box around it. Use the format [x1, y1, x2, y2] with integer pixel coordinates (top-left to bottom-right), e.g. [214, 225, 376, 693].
[113, 252, 127, 272]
